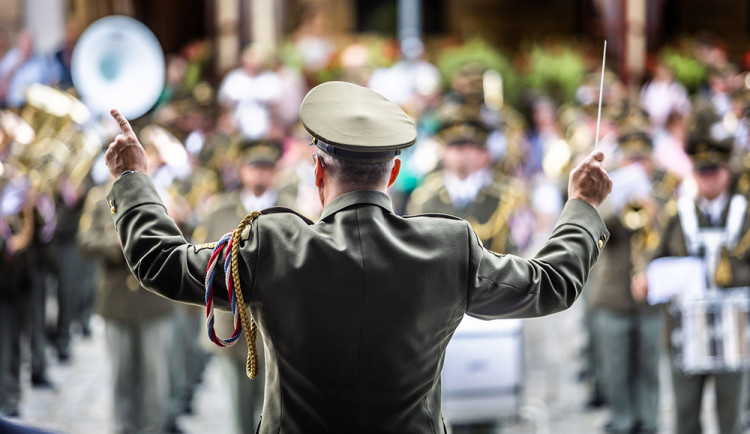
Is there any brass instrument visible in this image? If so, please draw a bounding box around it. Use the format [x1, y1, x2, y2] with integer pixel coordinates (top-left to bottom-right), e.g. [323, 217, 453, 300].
[622, 199, 661, 259]
[12, 84, 100, 194]
[622, 199, 658, 278]
[622, 200, 652, 232]
[0, 111, 37, 257]
[71, 15, 165, 120]
[0, 110, 35, 179]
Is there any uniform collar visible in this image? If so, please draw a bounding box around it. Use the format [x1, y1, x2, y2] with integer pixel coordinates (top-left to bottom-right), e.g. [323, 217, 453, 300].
[319, 190, 394, 220]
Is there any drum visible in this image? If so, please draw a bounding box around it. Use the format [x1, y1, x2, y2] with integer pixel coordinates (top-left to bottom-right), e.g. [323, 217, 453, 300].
[670, 287, 750, 374]
[441, 316, 523, 425]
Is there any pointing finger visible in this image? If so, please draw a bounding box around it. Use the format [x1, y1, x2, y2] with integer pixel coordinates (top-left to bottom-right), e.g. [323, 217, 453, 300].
[110, 109, 135, 137]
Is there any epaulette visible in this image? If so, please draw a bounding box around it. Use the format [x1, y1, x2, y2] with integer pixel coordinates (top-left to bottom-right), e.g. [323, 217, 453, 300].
[261, 206, 315, 225]
[652, 169, 681, 200]
[407, 171, 446, 209]
[418, 171, 446, 191]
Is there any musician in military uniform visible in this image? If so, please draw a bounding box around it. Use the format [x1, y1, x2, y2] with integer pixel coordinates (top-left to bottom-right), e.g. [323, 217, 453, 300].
[0, 115, 46, 416]
[104, 81, 612, 433]
[640, 110, 749, 434]
[78, 181, 176, 434]
[406, 106, 523, 254]
[588, 118, 678, 434]
[192, 137, 284, 433]
[0, 158, 34, 417]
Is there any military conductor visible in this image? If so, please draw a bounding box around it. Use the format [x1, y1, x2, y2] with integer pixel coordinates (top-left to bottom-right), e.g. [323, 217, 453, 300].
[105, 81, 612, 433]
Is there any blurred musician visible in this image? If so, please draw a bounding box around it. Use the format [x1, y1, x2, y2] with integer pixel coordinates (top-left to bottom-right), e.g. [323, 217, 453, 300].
[640, 108, 749, 434]
[588, 112, 679, 434]
[407, 104, 523, 255]
[0, 116, 35, 417]
[78, 179, 176, 433]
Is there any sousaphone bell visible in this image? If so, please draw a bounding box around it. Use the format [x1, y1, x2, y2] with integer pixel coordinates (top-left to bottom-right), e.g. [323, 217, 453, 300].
[71, 15, 165, 120]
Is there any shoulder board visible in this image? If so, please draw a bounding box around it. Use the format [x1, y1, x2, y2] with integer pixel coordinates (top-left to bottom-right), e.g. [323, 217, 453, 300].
[408, 171, 445, 204]
[261, 206, 315, 225]
[420, 171, 446, 190]
[402, 212, 465, 221]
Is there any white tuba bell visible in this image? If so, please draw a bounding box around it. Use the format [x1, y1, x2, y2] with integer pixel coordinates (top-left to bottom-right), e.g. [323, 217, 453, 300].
[71, 15, 165, 120]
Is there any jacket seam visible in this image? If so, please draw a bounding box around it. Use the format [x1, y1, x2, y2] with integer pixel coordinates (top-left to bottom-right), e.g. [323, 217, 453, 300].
[476, 275, 526, 294]
[354, 207, 365, 432]
[427, 299, 464, 434]
[251, 219, 284, 433]
[466, 221, 475, 309]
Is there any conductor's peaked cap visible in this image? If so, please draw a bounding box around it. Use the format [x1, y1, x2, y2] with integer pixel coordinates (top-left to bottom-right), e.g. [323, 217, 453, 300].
[300, 81, 418, 162]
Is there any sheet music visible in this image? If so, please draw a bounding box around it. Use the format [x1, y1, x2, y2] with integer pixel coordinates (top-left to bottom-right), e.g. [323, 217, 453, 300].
[646, 256, 706, 304]
[606, 163, 652, 213]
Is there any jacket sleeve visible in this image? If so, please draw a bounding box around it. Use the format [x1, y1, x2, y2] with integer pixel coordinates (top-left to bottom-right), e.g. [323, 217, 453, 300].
[105, 173, 233, 309]
[467, 198, 609, 319]
[78, 186, 125, 264]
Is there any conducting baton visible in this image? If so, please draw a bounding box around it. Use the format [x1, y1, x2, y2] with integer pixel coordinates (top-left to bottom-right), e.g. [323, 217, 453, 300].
[594, 40, 607, 149]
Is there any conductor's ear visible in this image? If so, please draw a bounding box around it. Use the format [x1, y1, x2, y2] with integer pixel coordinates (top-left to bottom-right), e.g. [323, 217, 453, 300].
[387, 158, 401, 188]
[314, 154, 325, 188]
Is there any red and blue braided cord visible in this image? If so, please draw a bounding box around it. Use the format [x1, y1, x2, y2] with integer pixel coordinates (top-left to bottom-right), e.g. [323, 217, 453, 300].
[205, 232, 243, 347]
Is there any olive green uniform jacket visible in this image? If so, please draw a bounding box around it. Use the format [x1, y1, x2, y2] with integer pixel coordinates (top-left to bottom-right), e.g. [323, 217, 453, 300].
[78, 183, 174, 323]
[652, 197, 750, 346]
[406, 171, 522, 254]
[588, 204, 661, 314]
[107, 173, 608, 433]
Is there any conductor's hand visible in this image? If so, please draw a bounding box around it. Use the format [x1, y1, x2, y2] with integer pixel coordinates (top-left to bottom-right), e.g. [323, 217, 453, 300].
[105, 109, 148, 178]
[567, 150, 612, 209]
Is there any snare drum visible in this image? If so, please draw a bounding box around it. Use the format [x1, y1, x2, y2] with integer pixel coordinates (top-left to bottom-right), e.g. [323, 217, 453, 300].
[670, 287, 750, 374]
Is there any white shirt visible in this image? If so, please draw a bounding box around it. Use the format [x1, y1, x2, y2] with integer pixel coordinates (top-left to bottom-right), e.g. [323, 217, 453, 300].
[699, 191, 729, 226]
[443, 169, 493, 209]
[240, 189, 278, 213]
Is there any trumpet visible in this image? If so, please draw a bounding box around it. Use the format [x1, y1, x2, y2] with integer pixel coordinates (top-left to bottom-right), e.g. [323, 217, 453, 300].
[622, 199, 661, 271]
[622, 200, 652, 232]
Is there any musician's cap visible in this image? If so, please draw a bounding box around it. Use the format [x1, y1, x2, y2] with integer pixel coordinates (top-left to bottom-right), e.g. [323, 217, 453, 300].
[299, 81, 417, 162]
[435, 103, 489, 147]
[686, 108, 733, 170]
[617, 108, 652, 159]
[238, 137, 282, 166]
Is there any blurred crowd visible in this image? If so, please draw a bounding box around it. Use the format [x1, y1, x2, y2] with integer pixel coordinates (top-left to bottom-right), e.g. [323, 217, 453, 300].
[5, 10, 750, 434]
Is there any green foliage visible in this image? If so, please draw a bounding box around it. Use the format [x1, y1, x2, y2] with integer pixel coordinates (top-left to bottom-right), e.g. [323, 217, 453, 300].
[520, 42, 586, 105]
[659, 48, 707, 93]
[436, 38, 520, 106]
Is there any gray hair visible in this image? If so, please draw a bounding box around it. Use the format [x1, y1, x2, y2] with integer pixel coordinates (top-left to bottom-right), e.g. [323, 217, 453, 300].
[318, 152, 395, 189]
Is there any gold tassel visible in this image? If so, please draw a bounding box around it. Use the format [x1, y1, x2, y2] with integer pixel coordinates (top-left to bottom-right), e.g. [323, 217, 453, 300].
[231, 211, 262, 379]
[715, 247, 733, 287]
